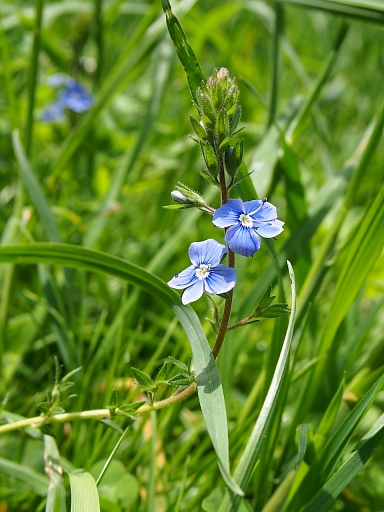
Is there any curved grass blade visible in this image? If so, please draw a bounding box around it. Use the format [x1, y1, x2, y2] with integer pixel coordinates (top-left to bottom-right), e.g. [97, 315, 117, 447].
[302, 412, 384, 512]
[68, 470, 100, 512]
[12, 130, 61, 243]
[219, 261, 296, 511]
[275, 0, 384, 23]
[161, 0, 205, 101]
[0, 243, 242, 495]
[0, 457, 48, 496]
[284, 370, 384, 511]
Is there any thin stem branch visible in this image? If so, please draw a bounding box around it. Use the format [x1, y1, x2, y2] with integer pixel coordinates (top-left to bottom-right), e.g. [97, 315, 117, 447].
[0, 383, 197, 436]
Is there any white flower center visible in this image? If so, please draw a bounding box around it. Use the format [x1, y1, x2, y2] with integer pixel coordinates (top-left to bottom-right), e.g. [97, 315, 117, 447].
[195, 264, 210, 280]
[239, 213, 253, 228]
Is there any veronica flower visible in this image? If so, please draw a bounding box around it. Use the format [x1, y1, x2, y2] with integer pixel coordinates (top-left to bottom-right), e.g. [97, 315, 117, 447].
[42, 74, 93, 122]
[168, 239, 237, 304]
[212, 198, 284, 257]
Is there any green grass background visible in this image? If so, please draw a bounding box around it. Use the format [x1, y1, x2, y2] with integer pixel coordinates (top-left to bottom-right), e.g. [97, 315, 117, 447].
[0, 0, 384, 510]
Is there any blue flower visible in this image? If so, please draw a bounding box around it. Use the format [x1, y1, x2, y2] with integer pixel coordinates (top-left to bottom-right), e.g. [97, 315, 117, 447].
[168, 239, 237, 304]
[60, 80, 93, 113]
[42, 74, 93, 122]
[212, 198, 284, 257]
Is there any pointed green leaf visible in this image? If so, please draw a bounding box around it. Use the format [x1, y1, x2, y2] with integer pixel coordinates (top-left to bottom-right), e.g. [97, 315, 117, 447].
[161, 0, 205, 101]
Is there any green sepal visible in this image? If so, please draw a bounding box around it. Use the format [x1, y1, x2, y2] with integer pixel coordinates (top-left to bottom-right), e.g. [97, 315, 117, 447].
[224, 139, 244, 177]
[163, 203, 194, 210]
[229, 105, 242, 134]
[172, 183, 206, 207]
[200, 141, 219, 178]
[218, 137, 230, 154]
[201, 114, 214, 131]
[216, 109, 229, 144]
[131, 367, 155, 391]
[190, 114, 207, 139]
[196, 89, 216, 121]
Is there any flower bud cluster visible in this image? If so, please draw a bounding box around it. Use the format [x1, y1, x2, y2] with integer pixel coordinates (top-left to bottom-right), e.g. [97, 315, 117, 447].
[190, 68, 244, 186]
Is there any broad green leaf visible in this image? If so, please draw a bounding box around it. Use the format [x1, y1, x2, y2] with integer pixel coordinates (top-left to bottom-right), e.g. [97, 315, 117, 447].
[161, 0, 205, 102]
[0, 243, 241, 495]
[68, 470, 100, 512]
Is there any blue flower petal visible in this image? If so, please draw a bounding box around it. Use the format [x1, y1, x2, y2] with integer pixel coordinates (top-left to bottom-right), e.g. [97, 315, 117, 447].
[182, 279, 205, 304]
[252, 201, 278, 221]
[254, 219, 284, 238]
[205, 265, 237, 295]
[168, 265, 196, 289]
[188, 239, 227, 266]
[244, 199, 264, 215]
[225, 224, 261, 257]
[212, 199, 244, 228]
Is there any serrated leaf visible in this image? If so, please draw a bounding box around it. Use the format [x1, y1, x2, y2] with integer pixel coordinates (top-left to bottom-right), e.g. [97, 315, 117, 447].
[167, 356, 190, 373]
[130, 367, 155, 390]
[256, 304, 290, 319]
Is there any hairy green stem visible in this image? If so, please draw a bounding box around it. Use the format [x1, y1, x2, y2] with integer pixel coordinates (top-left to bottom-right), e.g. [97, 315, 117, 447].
[212, 153, 234, 358]
[0, 383, 197, 435]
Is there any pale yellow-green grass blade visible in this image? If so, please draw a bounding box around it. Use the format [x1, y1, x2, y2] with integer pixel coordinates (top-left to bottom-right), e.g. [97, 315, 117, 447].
[68, 470, 100, 512]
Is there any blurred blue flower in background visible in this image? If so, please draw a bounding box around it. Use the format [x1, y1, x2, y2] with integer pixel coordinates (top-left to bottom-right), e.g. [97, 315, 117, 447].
[42, 73, 93, 122]
[168, 239, 237, 304]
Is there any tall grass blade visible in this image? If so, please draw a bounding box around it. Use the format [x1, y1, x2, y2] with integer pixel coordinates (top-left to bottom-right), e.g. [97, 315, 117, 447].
[284, 370, 384, 511]
[0, 243, 242, 495]
[12, 130, 61, 243]
[219, 261, 296, 511]
[68, 471, 100, 512]
[0, 457, 48, 496]
[161, 0, 205, 101]
[302, 412, 384, 512]
[276, 0, 384, 23]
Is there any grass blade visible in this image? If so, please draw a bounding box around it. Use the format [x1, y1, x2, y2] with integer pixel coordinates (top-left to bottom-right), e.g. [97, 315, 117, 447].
[12, 130, 62, 243]
[219, 261, 296, 511]
[303, 412, 384, 512]
[0, 242, 241, 495]
[161, 0, 205, 101]
[68, 471, 100, 512]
